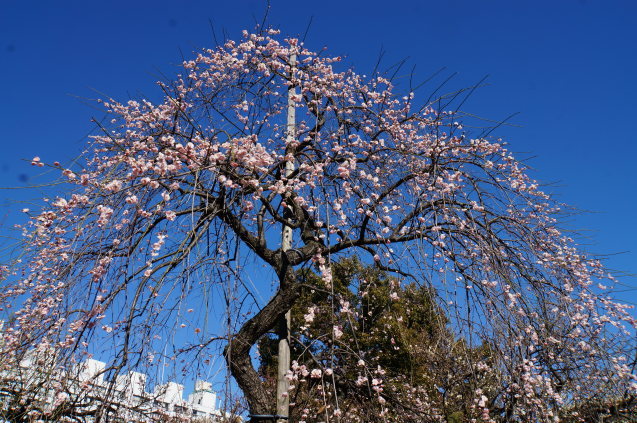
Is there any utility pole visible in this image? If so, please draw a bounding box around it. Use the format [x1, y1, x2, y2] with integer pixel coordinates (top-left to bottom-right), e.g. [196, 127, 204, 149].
[276, 53, 297, 423]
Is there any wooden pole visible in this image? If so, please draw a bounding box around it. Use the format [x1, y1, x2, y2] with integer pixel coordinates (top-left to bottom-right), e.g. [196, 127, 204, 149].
[276, 53, 297, 423]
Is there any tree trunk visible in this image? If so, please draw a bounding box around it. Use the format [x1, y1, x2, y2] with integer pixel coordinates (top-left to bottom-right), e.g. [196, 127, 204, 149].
[224, 272, 300, 418]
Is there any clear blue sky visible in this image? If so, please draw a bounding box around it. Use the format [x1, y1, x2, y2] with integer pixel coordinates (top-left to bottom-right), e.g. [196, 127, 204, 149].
[1, 0, 635, 307]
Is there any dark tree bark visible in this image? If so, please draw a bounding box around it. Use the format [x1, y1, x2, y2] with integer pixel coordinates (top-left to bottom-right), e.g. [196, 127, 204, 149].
[224, 270, 301, 417]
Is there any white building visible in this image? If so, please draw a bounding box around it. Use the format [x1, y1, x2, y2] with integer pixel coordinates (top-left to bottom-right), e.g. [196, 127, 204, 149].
[188, 380, 218, 417]
[1, 352, 235, 422]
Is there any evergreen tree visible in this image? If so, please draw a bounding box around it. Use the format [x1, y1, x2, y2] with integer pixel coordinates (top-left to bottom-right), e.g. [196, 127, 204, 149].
[259, 257, 500, 422]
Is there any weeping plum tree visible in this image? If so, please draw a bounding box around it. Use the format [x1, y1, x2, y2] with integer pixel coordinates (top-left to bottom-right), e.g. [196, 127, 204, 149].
[0, 29, 636, 422]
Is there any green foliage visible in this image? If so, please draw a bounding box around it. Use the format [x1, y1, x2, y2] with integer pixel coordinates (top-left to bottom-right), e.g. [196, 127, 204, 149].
[447, 412, 465, 423]
[258, 257, 499, 422]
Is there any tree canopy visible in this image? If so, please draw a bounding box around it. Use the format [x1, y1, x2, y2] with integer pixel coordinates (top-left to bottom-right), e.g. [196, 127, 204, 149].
[0, 29, 635, 422]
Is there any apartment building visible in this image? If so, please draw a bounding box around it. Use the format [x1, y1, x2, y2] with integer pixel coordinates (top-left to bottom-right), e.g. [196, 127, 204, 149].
[1, 351, 234, 422]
